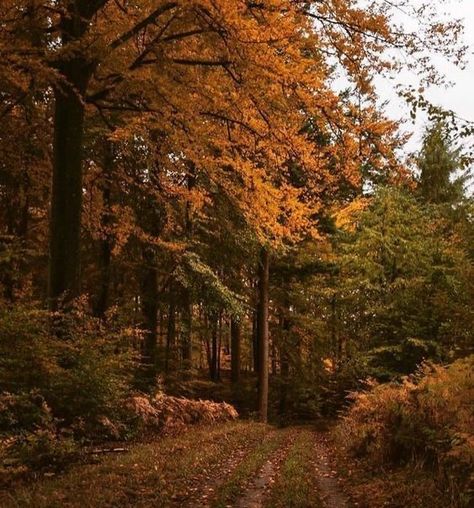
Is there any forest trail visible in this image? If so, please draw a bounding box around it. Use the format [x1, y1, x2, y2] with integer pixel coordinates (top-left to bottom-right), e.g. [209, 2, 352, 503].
[1, 422, 352, 508]
[233, 428, 298, 508]
[231, 426, 350, 508]
[177, 424, 351, 507]
[311, 432, 350, 508]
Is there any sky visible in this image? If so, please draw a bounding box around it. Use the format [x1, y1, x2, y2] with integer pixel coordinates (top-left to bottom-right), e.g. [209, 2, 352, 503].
[378, 0, 474, 153]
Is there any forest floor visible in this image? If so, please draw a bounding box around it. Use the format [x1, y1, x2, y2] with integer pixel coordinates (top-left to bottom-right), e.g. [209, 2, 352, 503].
[0, 421, 356, 508]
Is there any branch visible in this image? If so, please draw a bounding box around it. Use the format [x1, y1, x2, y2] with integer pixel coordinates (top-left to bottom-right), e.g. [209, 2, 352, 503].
[172, 58, 232, 66]
[110, 2, 179, 50]
[201, 111, 262, 137]
[129, 12, 178, 70]
[161, 28, 208, 42]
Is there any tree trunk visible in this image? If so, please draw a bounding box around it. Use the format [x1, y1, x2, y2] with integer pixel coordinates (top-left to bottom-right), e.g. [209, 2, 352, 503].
[210, 313, 219, 381]
[181, 288, 192, 367]
[257, 248, 270, 423]
[48, 2, 97, 311]
[231, 318, 241, 383]
[180, 165, 195, 367]
[279, 303, 291, 416]
[94, 140, 114, 317]
[217, 312, 223, 380]
[252, 310, 259, 374]
[140, 246, 158, 387]
[48, 85, 86, 308]
[165, 294, 176, 373]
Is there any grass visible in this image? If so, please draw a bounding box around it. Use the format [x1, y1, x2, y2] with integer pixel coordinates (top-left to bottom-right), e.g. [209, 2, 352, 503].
[211, 428, 289, 508]
[0, 421, 271, 508]
[265, 429, 323, 508]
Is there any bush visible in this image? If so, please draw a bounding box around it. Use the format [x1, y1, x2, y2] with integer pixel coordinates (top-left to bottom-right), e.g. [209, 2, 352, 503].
[335, 357, 474, 505]
[0, 301, 137, 442]
[8, 429, 80, 472]
[0, 391, 52, 433]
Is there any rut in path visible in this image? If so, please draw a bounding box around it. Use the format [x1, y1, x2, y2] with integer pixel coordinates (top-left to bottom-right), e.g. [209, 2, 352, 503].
[311, 431, 350, 508]
[180, 432, 276, 507]
[235, 429, 297, 508]
[233, 426, 351, 508]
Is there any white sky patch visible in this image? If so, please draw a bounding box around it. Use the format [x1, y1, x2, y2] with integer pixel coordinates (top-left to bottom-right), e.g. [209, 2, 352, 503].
[377, 0, 474, 153]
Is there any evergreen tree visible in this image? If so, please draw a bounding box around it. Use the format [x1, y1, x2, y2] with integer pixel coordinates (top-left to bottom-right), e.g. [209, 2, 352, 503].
[418, 122, 466, 205]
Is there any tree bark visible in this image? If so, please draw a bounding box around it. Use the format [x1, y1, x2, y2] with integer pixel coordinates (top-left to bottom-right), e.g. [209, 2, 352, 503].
[180, 164, 195, 367]
[210, 313, 219, 381]
[279, 304, 291, 416]
[257, 247, 270, 423]
[231, 318, 241, 383]
[217, 312, 223, 380]
[48, 83, 87, 308]
[48, 8, 93, 309]
[181, 288, 192, 367]
[140, 246, 158, 386]
[252, 310, 259, 374]
[165, 293, 176, 373]
[94, 140, 114, 317]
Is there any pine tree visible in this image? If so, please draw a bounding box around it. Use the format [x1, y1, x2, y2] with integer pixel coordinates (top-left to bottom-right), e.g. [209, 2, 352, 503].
[418, 122, 465, 205]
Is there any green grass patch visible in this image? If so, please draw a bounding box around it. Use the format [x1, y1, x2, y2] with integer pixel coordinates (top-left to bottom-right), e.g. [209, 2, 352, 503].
[211, 429, 289, 508]
[265, 429, 322, 508]
[1, 422, 270, 507]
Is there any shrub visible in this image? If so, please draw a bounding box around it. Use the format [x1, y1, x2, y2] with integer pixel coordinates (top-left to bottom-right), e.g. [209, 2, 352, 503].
[335, 356, 474, 505]
[7, 429, 80, 472]
[0, 301, 137, 441]
[0, 391, 52, 433]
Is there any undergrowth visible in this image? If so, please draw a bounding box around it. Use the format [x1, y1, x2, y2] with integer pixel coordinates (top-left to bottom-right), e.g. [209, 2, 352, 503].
[0, 303, 238, 473]
[335, 356, 474, 507]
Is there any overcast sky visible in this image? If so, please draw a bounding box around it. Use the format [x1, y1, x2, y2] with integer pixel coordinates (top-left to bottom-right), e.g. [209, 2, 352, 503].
[379, 0, 474, 153]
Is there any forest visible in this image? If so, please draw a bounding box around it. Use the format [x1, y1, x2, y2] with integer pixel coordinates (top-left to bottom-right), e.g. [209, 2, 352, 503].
[0, 1, 473, 507]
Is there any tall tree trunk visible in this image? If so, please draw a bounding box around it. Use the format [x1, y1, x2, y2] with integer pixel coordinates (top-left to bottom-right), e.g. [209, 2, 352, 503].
[140, 246, 158, 387]
[181, 288, 192, 367]
[48, 86, 85, 308]
[231, 318, 241, 383]
[156, 306, 165, 371]
[165, 292, 176, 374]
[217, 312, 223, 380]
[257, 248, 270, 423]
[252, 309, 259, 374]
[210, 313, 219, 381]
[180, 164, 195, 367]
[48, 37, 93, 309]
[279, 303, 291, 416]
[94, 140, 113, 317]
[203, 311, 212, 374]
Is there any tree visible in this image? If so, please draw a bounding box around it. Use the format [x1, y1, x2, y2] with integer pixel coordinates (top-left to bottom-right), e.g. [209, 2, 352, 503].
[0, 0, 470, 421]
[418, 122, 465, 205]
[3, 0, 464, 311]
[257, 248, 270, 423]
[230, 318, 242, 384]
[337, 187, 474, 377]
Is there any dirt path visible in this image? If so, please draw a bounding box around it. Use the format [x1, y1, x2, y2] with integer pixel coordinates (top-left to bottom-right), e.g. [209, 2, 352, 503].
[181, 433, 266, 507]
[234, 429, 297, 508]
[311, 431, 350, 508]
[230, 426, 350, 508]
[1, 422, 352, 508]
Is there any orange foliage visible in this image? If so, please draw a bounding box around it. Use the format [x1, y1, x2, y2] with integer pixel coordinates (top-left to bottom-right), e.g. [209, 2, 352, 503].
[0, 0, 466, 284]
